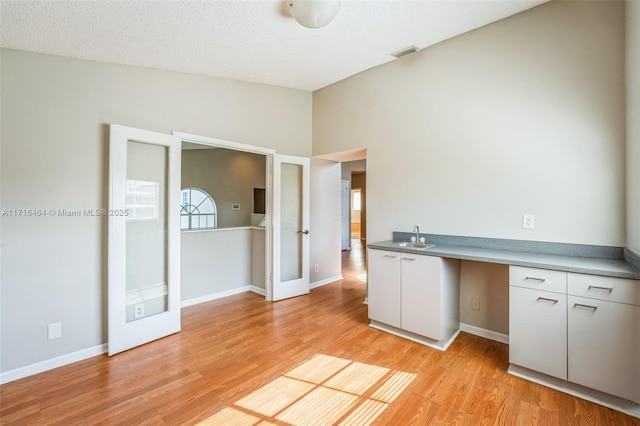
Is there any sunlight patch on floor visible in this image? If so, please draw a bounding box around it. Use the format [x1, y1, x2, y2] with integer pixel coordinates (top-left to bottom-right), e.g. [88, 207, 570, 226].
[199, 354, 416, 426]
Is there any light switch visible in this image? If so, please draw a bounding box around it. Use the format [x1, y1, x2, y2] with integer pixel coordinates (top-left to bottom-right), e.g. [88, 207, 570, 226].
[523, 214, 535, 229]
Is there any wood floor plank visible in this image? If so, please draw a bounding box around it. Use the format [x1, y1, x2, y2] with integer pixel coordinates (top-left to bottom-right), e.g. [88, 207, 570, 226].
[1, 240, 638, 425]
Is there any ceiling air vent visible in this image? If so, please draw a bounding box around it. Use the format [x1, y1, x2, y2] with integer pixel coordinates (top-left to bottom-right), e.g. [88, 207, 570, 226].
[390, 45, 419, 59]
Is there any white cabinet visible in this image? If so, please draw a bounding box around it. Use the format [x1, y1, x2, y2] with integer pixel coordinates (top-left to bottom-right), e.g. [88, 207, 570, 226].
[368, 248, 460, 347]
[567, 274, 640, 404]
[509, 266, 640, 404]
[509, 286, 567, 380]
[368, 249, 401, 328]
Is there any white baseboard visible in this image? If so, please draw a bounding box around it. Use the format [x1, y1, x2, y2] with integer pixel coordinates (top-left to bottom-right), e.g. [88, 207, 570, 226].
[460, 323, 509, 344]
[369, 321, 461, 352]
[508, 364, 640, 419]
[0, 343, 107, 385]
[181, 286, 251, 308]
[310, 275, 343, 289]
[250, 285, 265, 296]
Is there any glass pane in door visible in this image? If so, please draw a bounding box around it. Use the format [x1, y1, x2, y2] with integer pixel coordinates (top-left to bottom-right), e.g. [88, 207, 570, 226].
[125, 140, 168, 322]
[280, 162, 302, 282]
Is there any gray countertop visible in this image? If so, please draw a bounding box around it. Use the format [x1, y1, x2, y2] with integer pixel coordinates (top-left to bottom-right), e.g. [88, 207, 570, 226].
[368, 239, 640, 280]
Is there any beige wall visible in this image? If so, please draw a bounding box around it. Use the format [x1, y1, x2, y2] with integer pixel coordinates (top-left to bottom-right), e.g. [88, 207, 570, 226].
[181, 229, 252, 301]
[182, 148, 266, 228]
[310, 158, 342, 284]
[0, 49, 311, 373]
[459, 261, 509, 335]
[314, 0, 625, 247]
[313, 1, 625, 335]
[627, 0, 640, 255]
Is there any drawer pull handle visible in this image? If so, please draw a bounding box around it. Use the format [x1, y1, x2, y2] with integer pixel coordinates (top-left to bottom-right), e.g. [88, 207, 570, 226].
[525, 276, 546, 283]
[537, 297, 558, 304]
[383, 255, 397, 259]
[574, 303, 598, 310]
[588, 285, 613, 293]
[403, 258, 416, 262]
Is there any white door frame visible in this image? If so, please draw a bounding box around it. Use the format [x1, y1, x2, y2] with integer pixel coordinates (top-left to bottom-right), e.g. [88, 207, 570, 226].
[172, 132, 276, 300]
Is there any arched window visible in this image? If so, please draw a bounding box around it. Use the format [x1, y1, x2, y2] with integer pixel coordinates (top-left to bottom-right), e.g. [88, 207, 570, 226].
[180, 188, 217, 230]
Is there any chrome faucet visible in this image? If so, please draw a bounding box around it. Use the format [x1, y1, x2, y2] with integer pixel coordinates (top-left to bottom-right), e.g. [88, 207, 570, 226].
[413, 225, 420, 242]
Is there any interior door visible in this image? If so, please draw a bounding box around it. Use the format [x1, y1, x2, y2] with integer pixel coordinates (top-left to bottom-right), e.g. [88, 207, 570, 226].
[108, 124, 181, 355]
[341, 180, 351, 250]
[272, 154, 310, 301]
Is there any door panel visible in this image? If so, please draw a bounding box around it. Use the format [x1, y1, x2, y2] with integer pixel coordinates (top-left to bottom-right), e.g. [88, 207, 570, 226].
[272, 155, 309, 301]
[341, 180, 350, 250]
[108, 124, 181, 355]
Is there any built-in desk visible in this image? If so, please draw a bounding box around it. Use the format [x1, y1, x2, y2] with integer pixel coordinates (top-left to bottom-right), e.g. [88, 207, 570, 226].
[367, 233, 640, 418]
[368, 233, 640, 280]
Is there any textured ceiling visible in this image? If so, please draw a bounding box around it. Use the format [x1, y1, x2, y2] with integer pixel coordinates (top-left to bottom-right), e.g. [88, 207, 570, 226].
[0, 0, 547, 91]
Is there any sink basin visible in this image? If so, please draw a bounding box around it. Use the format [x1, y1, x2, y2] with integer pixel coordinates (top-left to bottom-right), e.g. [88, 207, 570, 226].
[393, 241, 436, 249]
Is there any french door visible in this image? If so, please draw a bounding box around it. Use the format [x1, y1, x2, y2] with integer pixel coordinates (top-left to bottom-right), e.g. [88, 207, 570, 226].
[271, 155, 310, 301]
[108, 124, 181, 355]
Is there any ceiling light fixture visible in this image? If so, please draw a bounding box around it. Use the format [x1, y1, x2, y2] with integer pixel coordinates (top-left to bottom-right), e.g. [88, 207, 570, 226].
[289, 0, 340, 29]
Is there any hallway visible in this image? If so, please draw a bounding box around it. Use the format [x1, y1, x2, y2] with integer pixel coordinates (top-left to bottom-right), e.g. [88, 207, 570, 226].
[342, 238, 366, 286]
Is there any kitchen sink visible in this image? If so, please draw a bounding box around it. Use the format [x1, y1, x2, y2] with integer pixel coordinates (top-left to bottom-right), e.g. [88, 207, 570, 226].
[393, 241, 436, 249]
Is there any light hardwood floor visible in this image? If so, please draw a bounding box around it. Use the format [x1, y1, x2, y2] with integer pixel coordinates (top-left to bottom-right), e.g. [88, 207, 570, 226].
[1, 240, 638, 425]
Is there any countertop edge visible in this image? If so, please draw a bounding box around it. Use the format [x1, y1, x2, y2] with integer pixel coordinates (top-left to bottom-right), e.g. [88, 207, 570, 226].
[367, 241, 640, 281]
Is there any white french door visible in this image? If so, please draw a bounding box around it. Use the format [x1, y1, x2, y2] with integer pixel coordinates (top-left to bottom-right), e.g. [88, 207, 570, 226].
[108, 124, 181, 355]
[271, 154, 310, 301]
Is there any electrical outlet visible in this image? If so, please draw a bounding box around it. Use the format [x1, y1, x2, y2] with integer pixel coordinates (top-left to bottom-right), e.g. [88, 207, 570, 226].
[134, 303, 145, 319]
[522, 214, 535, 229]
[314, 264, 319, 273]
[472, 298, 480, 311]
[48, 322, 62, 340]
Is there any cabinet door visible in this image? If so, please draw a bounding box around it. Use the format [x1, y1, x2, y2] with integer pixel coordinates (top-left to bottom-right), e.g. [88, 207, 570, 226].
[568, 296, 640, 403]
[509, 286, 567, 380]
[368, 249, 401, 328]
[402, 255, 441, 339]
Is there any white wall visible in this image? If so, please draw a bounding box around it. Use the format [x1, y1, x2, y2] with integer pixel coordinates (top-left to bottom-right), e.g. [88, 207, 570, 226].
[313, 1, 625, 247]
[310, 158, 342, 285]
[627, 0, 640, 255]
[0, 49, 311, 373]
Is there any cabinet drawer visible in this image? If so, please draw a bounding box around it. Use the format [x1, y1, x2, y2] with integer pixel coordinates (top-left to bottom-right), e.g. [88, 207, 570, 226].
[568, 273, 640, 306]
[509, 266, 566, 294]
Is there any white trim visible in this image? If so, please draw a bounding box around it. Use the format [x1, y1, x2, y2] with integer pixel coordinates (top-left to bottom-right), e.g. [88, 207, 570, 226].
[310, 275, 343, 289]
[369, 321, 461, 352]
[250, 286, 266, 296]
[0, 344, 107, 385]
[172, 131, 275, 155]
[181, 286, 250, 308]
[181, 226, 265, 234]
[508, 364, 640, 419]
[460, 323, 509, 344]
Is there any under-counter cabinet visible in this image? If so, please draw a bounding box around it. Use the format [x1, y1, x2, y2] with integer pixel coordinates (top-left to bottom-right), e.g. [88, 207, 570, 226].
[368, 249, 402, 328]
[368, 248, 460, 350]
[567, 273, 640, 404]
[509, 266, 568, 380]
[509, 266, 640, 406]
